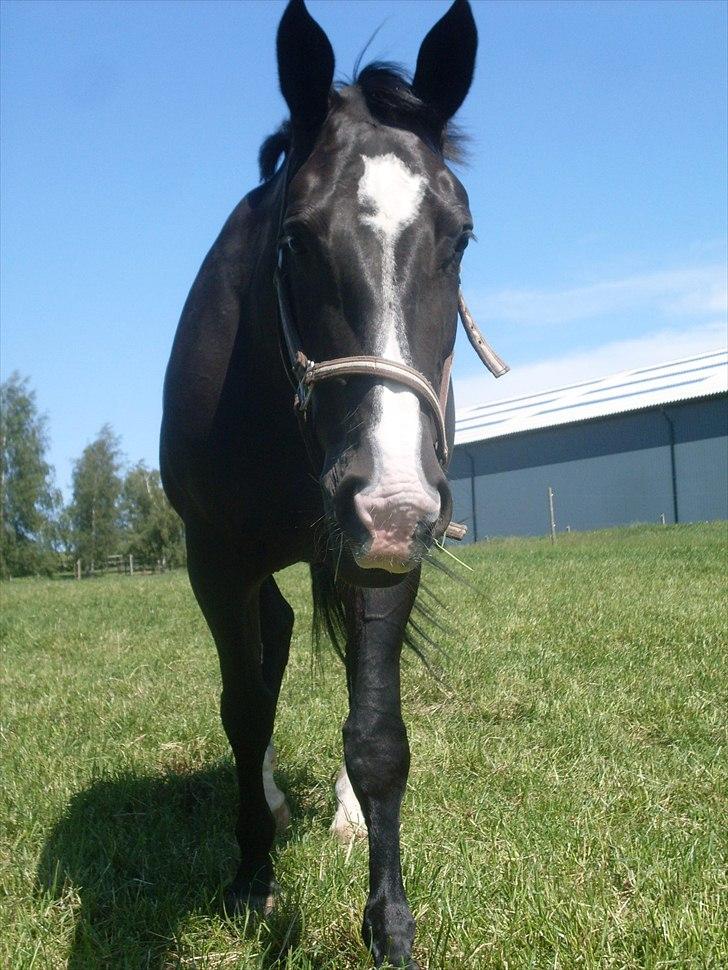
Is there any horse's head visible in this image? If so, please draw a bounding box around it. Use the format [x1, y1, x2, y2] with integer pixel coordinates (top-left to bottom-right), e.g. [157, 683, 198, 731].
[274, 0, 477, 582]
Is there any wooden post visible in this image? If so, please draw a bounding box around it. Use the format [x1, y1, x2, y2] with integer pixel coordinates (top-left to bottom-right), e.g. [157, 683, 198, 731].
[128, 554, 134, 576]
[75, 558, 81, 580]
[547, 487, 556, 543]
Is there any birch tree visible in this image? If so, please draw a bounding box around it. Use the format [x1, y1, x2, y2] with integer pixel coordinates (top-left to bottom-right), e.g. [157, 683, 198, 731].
[120, 462, 185, 567]
[0, 374, 61, 577]
[70, 425, 122, 572]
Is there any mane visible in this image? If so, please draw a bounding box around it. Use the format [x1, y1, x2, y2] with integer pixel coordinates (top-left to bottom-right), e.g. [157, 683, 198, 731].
[258, 61, 466, 181]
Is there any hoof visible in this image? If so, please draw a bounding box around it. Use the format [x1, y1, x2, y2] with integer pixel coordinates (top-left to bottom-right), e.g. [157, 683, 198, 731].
[272, 798, 291, 836]
[371, 951, 420, 969]
[370, 952, 419, 969]
[364, 899, 416, 969]
[223, 877, 279, 919]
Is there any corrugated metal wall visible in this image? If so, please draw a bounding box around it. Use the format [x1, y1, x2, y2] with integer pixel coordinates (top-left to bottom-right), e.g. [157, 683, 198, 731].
[448, 395, 728, 541]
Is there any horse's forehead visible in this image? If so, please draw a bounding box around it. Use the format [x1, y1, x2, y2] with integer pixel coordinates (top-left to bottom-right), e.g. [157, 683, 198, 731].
[357, 153, 426, 232]
[350, 147, 469, 226]
[291, 129, 466, 221]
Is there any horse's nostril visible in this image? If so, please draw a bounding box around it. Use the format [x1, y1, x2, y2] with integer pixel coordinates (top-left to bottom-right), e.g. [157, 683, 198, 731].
[332, 474, 369, 546]
[431, 477, 452, 539]
[332, 474, 366, 516]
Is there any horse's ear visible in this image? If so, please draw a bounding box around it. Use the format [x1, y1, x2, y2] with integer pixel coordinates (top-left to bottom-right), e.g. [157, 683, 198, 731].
[277, 0, 335, 132]
[412, 0, 477, 124]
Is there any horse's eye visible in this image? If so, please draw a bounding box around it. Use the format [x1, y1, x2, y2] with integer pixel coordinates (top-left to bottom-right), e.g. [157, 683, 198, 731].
[280, 234, 303, 256]
[455, 230, 474, 254]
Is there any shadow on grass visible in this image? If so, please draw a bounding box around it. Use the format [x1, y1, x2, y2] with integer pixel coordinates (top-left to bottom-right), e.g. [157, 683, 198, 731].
[37, 760, 324, 968]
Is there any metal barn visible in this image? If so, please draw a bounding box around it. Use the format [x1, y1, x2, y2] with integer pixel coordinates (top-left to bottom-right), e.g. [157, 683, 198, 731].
[449, 349, 728, 541]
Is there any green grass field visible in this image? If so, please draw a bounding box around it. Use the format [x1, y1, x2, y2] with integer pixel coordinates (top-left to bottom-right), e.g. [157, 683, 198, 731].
[2, 524, 726, 969]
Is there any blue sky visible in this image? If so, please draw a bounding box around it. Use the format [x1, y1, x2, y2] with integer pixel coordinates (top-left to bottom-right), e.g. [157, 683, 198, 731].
[1, 0, 726, 496]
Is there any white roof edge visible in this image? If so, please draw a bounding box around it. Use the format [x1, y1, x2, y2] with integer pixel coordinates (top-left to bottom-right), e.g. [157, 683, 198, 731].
[454, 348, 728, 446]
[456, 347, 726, 416]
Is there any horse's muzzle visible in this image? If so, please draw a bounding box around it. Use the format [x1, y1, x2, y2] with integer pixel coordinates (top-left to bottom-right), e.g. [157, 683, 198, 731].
[331, 471, 451, 574]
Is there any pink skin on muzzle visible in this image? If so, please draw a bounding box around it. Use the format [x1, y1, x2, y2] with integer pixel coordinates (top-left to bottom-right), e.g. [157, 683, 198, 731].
[353, 484, 440, 572]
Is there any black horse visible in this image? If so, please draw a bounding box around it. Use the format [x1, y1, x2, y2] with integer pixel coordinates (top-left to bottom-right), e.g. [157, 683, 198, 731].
[161, 2, 479, 965]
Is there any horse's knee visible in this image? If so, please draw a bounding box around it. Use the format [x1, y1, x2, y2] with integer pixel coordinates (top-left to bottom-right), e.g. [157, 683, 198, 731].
[261, 578, 294, 643]
[260, 580, 294, 699]
[278, 596, 294, 642]
[343, 714, 410, 800]
[220, 687, 274, 754]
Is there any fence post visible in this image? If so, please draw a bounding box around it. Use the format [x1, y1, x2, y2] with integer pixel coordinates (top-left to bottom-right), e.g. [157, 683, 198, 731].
[75, 558, 81, 580]
[128, 554, 134, 576]
[547, 486, 556, 543]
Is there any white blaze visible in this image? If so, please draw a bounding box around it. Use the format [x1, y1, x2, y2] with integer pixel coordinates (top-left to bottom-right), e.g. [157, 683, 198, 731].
[357, 152, 424, 363]
[355, 154, 440, 564]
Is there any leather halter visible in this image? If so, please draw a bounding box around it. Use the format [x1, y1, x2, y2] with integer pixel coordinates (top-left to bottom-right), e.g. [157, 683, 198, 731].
[273, 164, 509, 471]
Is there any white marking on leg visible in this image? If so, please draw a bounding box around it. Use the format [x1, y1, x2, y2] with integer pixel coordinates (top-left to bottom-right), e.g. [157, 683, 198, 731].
[331, 764, 367, 842]
[263, 741, 290, 834]
[355, 154, 440, 565]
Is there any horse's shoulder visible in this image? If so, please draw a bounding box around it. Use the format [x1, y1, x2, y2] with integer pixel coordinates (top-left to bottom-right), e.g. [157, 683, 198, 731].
[161, 184, 278, 453]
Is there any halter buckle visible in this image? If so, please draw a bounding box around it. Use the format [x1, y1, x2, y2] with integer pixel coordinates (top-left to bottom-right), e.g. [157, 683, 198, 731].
[294, 358, 316, 414]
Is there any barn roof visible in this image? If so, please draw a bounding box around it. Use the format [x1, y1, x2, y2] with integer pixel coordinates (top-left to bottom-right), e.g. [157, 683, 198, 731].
[454, 348, 728, 446]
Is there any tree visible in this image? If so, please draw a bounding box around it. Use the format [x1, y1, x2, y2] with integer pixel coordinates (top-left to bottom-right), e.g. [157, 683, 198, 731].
[0, 373, 61, 577]
[120, 462, 186, 567]
[70, 425, 122, 572]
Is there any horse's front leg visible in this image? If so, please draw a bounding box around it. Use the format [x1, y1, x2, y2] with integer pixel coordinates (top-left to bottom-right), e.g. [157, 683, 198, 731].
[186, 521, 279, 913]
[342, 571, 420, 970]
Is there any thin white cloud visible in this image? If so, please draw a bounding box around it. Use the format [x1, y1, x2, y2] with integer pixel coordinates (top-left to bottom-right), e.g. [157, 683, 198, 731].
[453, 320, 727, 410]
[469, 264, 727, 327]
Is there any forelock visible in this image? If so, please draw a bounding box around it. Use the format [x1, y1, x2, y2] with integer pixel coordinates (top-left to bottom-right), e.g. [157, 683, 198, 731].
[257, 60, 466, 182]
